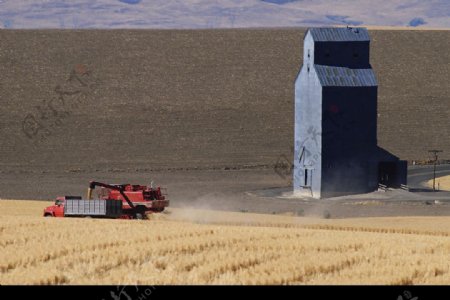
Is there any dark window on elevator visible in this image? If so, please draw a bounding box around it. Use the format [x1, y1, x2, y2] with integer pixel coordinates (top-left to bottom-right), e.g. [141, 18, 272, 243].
[304, 169, 308, 186]
[307, 65, 310, 72]
[307, 49, 310, 58]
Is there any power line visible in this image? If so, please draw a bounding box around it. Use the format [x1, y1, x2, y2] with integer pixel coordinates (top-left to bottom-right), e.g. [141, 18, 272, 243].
[428, 149, 443, 191]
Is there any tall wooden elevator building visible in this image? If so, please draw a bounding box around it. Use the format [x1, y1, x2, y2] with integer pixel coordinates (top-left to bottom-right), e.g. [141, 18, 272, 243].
[294, 27, 407, 198]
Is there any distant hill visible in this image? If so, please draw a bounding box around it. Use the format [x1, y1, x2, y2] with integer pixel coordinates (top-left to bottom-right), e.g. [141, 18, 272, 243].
[1, 0, 449, 29]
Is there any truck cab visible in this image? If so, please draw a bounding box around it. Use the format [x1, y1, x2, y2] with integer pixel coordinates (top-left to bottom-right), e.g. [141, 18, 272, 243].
[43, 196, 81, 217]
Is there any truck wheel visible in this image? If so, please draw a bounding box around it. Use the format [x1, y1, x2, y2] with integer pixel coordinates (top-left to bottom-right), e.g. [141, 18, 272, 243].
[44, 214, 53, 217]
[135, 213, 144, 220]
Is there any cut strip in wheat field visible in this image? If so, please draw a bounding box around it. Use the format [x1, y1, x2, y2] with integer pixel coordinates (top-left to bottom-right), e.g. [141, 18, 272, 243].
[1, 200, 449, 285]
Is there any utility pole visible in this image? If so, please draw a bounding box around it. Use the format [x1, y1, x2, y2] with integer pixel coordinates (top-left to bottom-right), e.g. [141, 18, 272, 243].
[428, 150, 443, 191]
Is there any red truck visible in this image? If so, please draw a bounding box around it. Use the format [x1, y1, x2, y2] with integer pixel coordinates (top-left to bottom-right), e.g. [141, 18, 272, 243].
[43, 181, 169, 219]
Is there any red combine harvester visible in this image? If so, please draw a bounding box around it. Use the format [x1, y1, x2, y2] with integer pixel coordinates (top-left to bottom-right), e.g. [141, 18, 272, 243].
[43, 181, 169, 219]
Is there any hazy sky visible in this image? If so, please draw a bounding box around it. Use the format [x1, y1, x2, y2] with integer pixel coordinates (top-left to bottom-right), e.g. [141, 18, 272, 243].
[0, 0, 449, 29]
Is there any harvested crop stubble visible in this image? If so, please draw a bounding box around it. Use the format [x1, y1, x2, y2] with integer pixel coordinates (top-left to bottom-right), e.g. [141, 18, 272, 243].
[427, 175, 450, 191]
[1, 200, 449, 285]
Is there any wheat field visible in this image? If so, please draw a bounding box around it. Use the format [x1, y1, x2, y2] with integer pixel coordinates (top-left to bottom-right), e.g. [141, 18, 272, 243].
[427, 175, 450, 191]
[1, 200, 450, 285]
